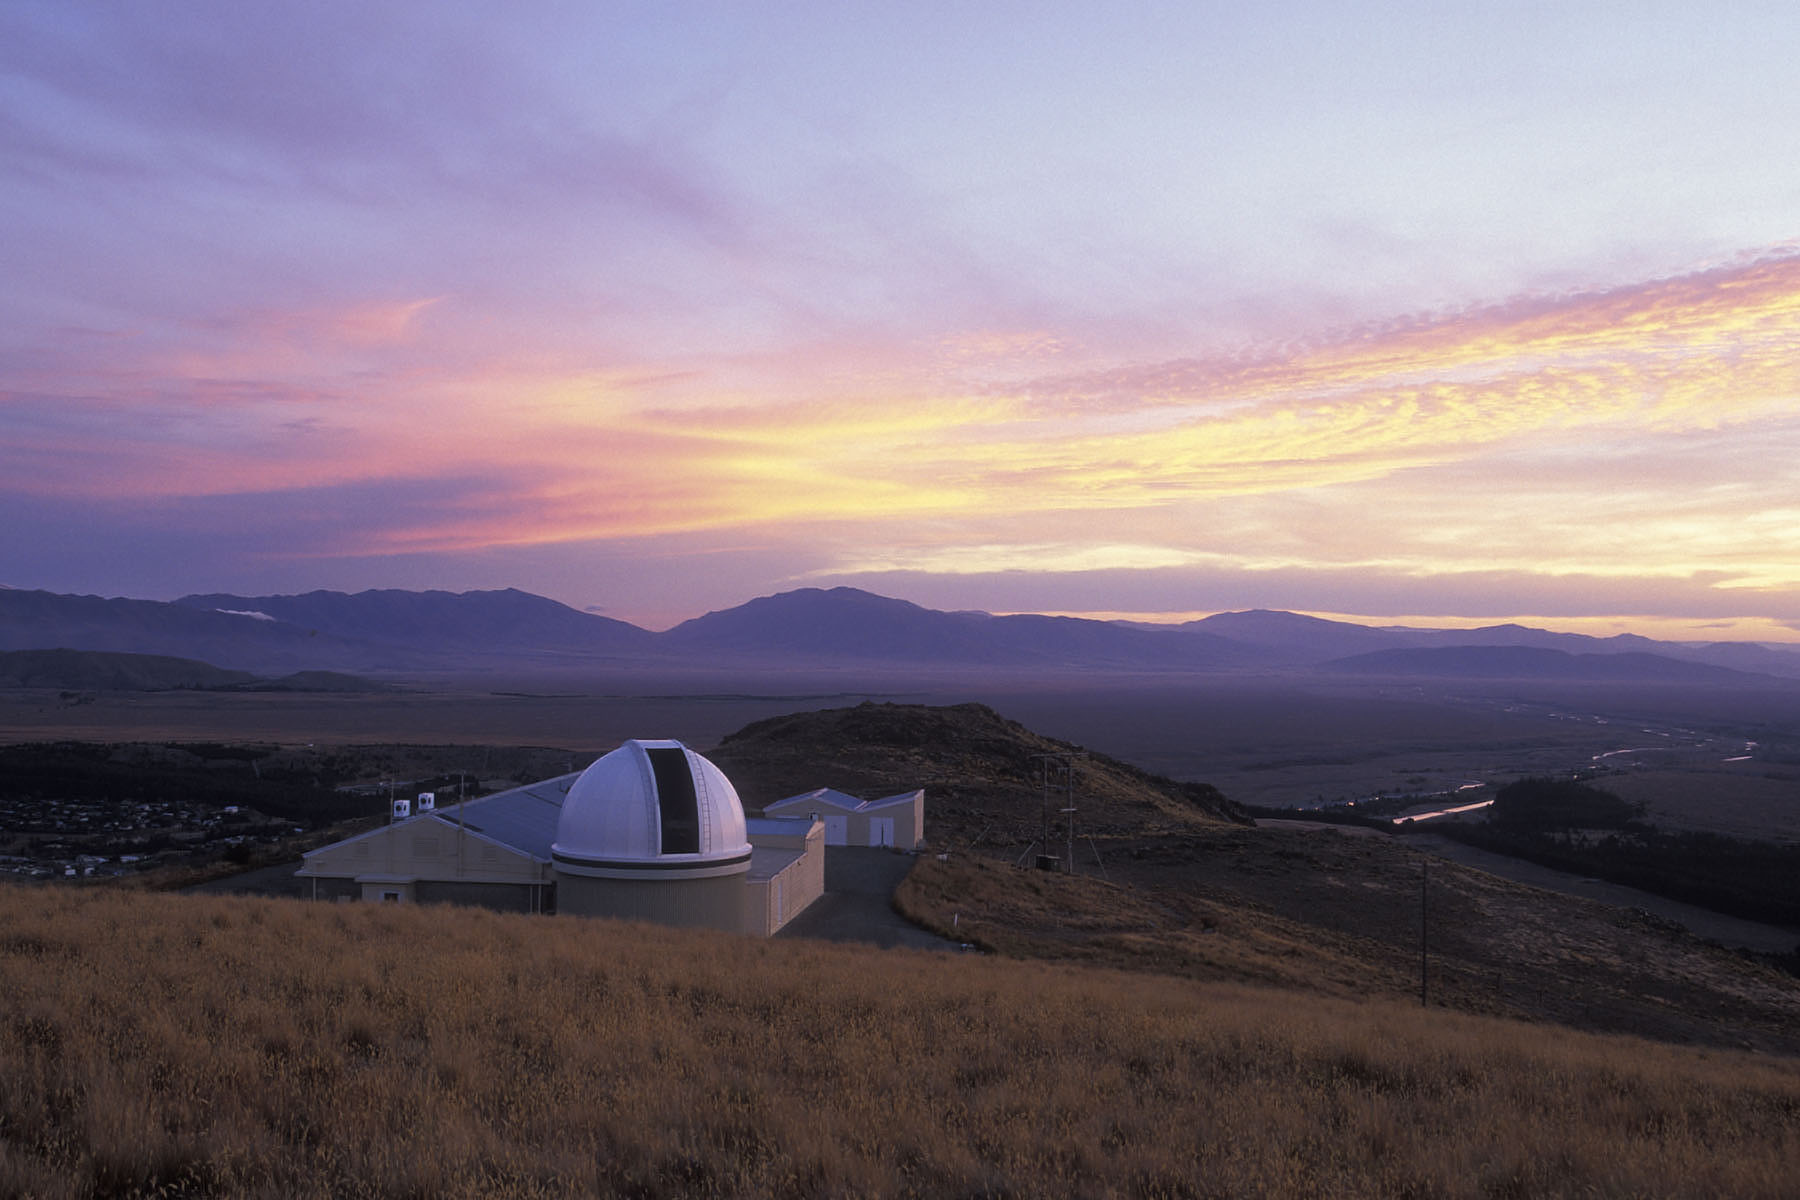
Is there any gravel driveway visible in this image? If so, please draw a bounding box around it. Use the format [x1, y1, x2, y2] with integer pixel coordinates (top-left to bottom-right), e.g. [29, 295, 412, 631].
[776, 846, 962, 950]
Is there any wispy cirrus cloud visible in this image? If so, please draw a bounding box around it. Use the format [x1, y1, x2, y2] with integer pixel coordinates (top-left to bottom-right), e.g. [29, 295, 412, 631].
[580, 251, 1800, 526]
[8, 253, 1800, 577]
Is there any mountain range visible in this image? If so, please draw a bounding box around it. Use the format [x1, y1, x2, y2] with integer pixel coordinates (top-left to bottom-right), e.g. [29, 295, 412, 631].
[3, 584, 1798, 684]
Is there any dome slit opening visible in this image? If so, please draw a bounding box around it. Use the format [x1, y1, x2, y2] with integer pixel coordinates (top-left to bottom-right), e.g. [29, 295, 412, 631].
[648, 747, 701, 855]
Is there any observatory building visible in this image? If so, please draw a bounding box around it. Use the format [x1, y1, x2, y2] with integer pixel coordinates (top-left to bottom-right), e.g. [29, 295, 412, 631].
[554, 738, 757, 928]
[296, 739, 832, 936]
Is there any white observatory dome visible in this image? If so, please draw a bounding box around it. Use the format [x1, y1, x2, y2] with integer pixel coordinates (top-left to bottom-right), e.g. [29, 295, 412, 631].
[551, 739, 751, 880]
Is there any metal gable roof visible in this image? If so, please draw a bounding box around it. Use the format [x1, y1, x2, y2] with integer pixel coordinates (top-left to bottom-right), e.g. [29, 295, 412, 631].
[765, 787, 921, 815]
[859, 790, 923, 812]
[433, 771, 581, 862]
[765, 787, 863, 814]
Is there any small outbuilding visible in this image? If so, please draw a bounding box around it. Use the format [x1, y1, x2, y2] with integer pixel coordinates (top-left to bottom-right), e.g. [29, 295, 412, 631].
[763, 786, 925, 850]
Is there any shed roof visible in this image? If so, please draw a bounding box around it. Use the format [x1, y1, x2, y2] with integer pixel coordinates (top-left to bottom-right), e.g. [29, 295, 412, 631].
[764, 787, 861, 814]
[746, 815, 818, 838]
[860, 790, 924, 812]
[747, 844, 806, 882]
[765, 787, 922, 815]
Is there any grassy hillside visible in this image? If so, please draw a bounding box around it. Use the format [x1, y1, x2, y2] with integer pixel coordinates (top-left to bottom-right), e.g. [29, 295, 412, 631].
[709, 701, 1800, 1055]
[895, 832, 1800, 1055]
[4, 884, 1798, 1199]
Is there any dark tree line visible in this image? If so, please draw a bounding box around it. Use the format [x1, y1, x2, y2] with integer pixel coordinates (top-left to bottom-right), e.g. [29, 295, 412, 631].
[1439, 777, 1800, 929]
[1489, 776, 1647, 831]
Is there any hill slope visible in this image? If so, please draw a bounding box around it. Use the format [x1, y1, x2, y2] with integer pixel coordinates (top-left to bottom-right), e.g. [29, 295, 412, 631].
[0, 648, 258, 690]
[703, 707, 1800, 1056]
[3, 885, 1796, 1199]
[706, 700, 1247, 837]
[0, 649, 388, 693]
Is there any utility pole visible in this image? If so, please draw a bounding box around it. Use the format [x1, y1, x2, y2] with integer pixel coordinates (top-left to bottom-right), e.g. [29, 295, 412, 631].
[1064, 779, 1075, 873]
[1420, 858, 1430, 1007]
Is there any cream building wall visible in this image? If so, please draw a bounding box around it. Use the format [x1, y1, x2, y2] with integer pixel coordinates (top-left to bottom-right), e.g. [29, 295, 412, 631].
[297, 816, 554, 910]
[744, 816, 825, 935]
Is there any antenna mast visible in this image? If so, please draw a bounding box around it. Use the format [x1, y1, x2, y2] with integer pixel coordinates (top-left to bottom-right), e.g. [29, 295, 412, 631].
[1027, 751, 1084, 872]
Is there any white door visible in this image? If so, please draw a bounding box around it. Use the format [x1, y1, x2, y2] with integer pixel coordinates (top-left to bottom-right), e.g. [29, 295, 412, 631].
[868, 817, 893, 847]
[824, 815, 848, 845]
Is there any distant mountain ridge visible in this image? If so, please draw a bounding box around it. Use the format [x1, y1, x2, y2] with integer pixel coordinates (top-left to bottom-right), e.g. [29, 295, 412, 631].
[663, 588, 1258, 669]
[177, 588, 653, 655]
[3, 583, 1798, 683]
[1178, 609, 1399, 663]
[0, 588, 407, 673]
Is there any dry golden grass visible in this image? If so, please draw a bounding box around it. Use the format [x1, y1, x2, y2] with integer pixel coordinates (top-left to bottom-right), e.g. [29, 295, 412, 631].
[3, 885, 1797, 1198]
[895, 854, 1412, 1001]
[898, 838, 1800, 1057]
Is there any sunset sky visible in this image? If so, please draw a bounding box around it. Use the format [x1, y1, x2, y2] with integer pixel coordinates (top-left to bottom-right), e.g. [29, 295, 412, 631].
[4, 3, 1799, 639]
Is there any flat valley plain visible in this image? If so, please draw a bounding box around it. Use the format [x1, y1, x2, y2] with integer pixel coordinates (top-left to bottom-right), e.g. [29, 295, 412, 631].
[7, 667, 1799, 841]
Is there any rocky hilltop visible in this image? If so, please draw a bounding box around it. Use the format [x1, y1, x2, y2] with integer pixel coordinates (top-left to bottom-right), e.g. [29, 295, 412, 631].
[706, 700, 1247, 842]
